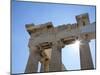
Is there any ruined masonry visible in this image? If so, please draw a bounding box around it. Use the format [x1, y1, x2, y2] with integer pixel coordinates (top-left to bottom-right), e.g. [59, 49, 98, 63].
[25, 13, 96, 73]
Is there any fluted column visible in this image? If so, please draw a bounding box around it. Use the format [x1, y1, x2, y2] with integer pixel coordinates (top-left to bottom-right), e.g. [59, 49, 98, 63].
[49, 41, 62, 72]
[40, 49, 50, 72]
[79, 39, 94, 70]
[25, 46, 41, 73]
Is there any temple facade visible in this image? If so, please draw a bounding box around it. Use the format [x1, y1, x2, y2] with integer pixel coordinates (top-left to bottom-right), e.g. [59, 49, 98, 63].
[25, 13, 96, 73]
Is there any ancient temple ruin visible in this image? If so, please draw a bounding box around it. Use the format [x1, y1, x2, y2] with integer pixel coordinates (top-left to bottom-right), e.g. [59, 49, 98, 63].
[25, 13, 96, 73]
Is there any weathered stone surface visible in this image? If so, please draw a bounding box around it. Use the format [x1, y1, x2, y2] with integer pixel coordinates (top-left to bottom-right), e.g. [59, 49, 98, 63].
[25, 47, 41, 73]
[25, 13, 95, 73]
[76, 13, 90, 27]
[62, 64, 66, 71]
[79, 40, 94, 70]
[48, 42, 62, 72]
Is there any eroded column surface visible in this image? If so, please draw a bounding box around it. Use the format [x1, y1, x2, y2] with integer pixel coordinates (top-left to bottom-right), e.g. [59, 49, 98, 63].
[79, 39, 94, 70]
[25, 46, 41, 73]
[40, 48, 51, 72]
[48, 41, 62, 72]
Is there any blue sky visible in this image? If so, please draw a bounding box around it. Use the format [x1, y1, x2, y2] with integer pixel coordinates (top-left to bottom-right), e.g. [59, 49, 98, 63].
[12, 0, 96, 73]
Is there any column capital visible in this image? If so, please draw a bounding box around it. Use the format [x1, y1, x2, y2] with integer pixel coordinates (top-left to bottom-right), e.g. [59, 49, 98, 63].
[78, 34, 90, 41]
[80, 40, 90, 45]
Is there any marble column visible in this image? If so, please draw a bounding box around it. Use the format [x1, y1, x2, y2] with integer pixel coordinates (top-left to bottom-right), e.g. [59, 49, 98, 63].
[40, 60, 49, 72]
[49, 42, 62, 72]
[40, 50, 50, 72]
[40, 57, 49, 72]
[25, 46, 41, 73]
[79, 40, 94, 70]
